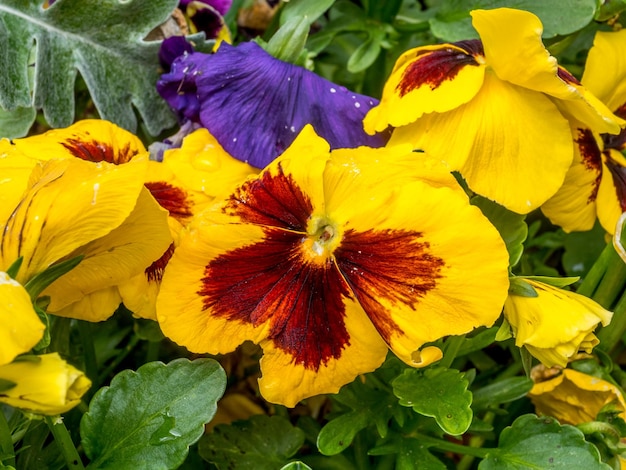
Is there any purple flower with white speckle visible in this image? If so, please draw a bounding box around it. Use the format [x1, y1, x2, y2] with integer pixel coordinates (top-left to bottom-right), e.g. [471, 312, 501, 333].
[156, 41, 389, 168]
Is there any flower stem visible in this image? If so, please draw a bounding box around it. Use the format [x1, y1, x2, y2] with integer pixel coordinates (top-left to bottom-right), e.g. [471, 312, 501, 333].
[577, 242, 617, 298]
[0, 409, 15, 468]
[45, 416, 85, 470]
[578, 242, 626, 309]
[598, 289, 626, 353]
[412, 432, 490, 459]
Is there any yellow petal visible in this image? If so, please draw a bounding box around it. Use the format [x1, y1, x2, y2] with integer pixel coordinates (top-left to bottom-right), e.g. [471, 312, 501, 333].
[363, 43, 485, 133]
[582, 29, 626, 112]
[0, 272, 45, 365]
[597, 149, 626, 235]
[258, 297, 387, 407]
[471, 9, 574, 100]
[11, 119, 146, 164]
[44, 187, 172, 320]
[541, 125, 602, 232]
[0, 144, 38, 226]
[162, 128, 259, 201]
[157, 215, 272, 353]
[1, 158, 148, 282]
[0, 353, 91, 415]
[333, 179, 509, 365]
[394, 72, 573, 214]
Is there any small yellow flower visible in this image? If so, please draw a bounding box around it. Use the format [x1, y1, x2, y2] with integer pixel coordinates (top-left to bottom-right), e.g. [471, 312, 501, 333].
[504, 279, 613, 367]
[0, 272, 44, 365]
[529, 367, 626, 426]
[0, 353, 91, 415]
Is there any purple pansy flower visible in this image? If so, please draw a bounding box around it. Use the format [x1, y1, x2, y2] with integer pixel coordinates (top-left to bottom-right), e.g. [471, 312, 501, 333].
[156, 41, 389, 168]
[179, 0, 231, 16]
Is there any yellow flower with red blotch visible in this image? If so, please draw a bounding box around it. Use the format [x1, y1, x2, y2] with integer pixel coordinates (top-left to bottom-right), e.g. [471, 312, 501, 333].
[542, 29, 626, 234]
[364, 8, 624, 215]
[156, 125, 510, 407]
[504, 279, 612, 367]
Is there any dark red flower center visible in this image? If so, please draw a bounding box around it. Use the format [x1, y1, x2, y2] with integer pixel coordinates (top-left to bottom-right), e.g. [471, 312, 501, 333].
[61, 137, 136, 164]
[574, 128, 602, 204]
[604, 151, 626, 212]
[144, 181, 194, 222]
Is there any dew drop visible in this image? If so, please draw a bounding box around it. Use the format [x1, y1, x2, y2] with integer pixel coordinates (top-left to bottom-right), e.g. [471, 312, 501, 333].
[354, 102, 361, 108]
[330, 88, 336, 93]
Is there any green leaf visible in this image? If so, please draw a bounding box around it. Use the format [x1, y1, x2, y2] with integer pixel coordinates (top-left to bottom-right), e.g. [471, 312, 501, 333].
[0, 0, 183, 135]
[479, 414, 611, 469]
[280, 0, 335, 26]
[472, 377, 534, 410]
[523, 275, 580, 288]
[472, 195, 527, 268]
[0, 378, 16, 393]
[392, 367, 472, 436]
[5, 257, 22, 280]
[280, 462, 313, 470]
[370, 436, 447, 470]
[508, 277, 538, 297]
[265, 15, 311, 63]
[24, 255, 83, 300]
[81, 358, 226, 470]
[347, 33, 382, 73]
[198, 415, 305, 470]
[317, 409, 371, 455]
[563, 222, 607, 277]
[0, 106, 36, 139]
[429, 0, 598, 42]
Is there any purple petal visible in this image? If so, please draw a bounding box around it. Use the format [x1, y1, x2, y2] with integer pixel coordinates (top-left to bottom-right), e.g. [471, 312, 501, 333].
[156, 48, 201, 122]
[159, 36, 195, 71]
[179, 0, 232, 16]
[156, 42, 389, 168]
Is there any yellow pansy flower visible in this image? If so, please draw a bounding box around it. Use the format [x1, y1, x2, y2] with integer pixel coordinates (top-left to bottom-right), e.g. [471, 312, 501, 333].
[529, 367, 626, 426]
[156, 125, 510, 407]
[542, 30, 626, 234]
[504, 279, 613, 367]
[0, 353, 91, 415]
[363, 8, 624, 214]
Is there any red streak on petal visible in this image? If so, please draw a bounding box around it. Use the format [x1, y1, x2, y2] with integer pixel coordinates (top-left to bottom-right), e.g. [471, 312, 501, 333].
[335, 228, 444, 342]
[224, 164, 312, 231]
[61, 138, 136, 164]
[144, 181, 193, 222]
[604, 151, 626, 211]
[199, 228, 351, 370]
[603, 103, 626, 150]
[557, 67, 581, 85]
[574, 128, 602, 204]
[146, 242, 175, 283]
[397, 39, 483, 97]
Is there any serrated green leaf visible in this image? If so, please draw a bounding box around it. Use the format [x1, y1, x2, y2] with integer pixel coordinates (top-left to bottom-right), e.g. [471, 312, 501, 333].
[479, 414, 611, 469]
[0, 106, 36, 139]
[472, 195, 527, 268]
[199, 415, 305, 470]
[429, 0, 597, 42]
[392, 367, 472, 436]
[280, 462, 313, 470]
[0, 0, 186, 135]
[472, 377, 534, 410]
[508, 277, 538, 297]
[81, 358, 226, 470]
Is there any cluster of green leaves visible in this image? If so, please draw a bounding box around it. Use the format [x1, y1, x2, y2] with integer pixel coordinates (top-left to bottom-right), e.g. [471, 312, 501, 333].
[3, 0, 626, 469]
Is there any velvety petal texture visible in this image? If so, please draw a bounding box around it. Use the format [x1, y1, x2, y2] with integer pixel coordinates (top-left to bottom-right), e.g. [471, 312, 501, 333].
[157, 41, 388, 168]
[0, 353, 91, 415]
[529, 368, 626, 426]
[157, 125, 510, 407]
[0, 272, 45, 366]
[504, 279, 613, 368]
[365, 8, 625, 214]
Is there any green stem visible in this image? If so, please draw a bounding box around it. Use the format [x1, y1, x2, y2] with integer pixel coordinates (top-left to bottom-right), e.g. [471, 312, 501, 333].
[598, 289, 626, 353]
[0, 410, 15, 468]
[590, 247, 626, 309]
[439, 335, 466, 369]
[456, 411, 495, 470]
[45, 416, 85, 470]
[577, 242, 616, 298]
[145, 340, 160, 364]
[96, 335, 140, 387]
[412, 433, 490, 459]
[353, 432, 370, 470]
[77, 321, 98, 383]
